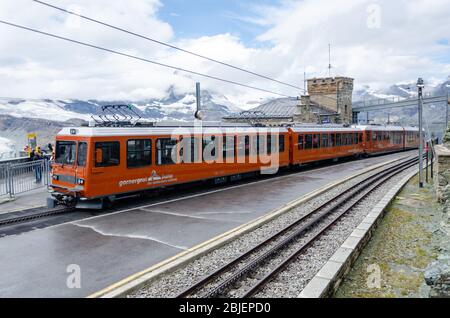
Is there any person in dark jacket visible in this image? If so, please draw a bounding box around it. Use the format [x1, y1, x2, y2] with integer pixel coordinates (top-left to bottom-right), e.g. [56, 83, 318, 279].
[33, 146, 43, 183]
[47, 143, 54, 154]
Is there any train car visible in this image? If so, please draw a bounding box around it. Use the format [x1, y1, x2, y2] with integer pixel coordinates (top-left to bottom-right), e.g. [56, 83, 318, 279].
[404, 127, 420, 150]
[358, 125, 406, 155]
[289, 125, 364, 165]
[49, 126, 290, 208]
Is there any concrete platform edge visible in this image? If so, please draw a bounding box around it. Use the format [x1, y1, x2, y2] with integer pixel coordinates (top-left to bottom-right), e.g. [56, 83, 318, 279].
[89, 155, 410, 298]
[298, 168, 419, 298]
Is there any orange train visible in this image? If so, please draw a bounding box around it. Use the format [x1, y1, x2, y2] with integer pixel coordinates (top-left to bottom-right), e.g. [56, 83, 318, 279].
[49, 124, 420, 209]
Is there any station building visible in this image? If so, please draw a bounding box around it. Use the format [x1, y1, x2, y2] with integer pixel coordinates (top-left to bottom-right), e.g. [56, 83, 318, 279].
[223, 76, 355, 126]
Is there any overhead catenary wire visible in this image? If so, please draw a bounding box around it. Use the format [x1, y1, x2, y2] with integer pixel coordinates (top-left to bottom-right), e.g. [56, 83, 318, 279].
[32, 0, 304, 92]
[0, 20, 292, 98]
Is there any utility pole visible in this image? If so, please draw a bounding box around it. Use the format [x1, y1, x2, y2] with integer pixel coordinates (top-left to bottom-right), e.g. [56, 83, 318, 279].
[446, 91, 449, 132]
[417, 77, 425, 188]
[195, 82, 204, 120]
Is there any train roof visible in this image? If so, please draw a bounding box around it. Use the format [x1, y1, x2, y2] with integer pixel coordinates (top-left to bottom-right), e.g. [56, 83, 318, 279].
[356, 125, 406, 132]
[58, 125, 420, 138]
[57, 126, 291, 137]
[290, 125, 361, 133]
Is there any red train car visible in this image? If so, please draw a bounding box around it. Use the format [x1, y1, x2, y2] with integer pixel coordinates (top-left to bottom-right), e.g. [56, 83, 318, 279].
[359, 125, 408, 155]
[404, 127, 421, 150]
[289, 126, 363, 165]
[50, 126, 290, 208]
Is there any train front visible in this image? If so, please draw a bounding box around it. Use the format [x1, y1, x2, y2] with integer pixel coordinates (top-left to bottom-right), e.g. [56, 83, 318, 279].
[48, 128, 90, 208]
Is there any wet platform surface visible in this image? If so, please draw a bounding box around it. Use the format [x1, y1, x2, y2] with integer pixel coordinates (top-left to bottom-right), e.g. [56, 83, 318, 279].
[0, 152, 413, 297]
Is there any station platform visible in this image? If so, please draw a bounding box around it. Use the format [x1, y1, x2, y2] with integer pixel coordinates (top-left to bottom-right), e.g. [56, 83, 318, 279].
[0, 187, 48, 215]
[0, 151, 415, 297]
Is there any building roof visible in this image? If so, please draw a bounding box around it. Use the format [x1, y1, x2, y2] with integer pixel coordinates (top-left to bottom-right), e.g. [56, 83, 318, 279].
[223, 97, 338, 120]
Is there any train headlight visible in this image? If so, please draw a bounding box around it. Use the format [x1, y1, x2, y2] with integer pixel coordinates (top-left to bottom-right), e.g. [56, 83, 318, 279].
[53, 175, 59, 181]
[77, 178, 85, 185]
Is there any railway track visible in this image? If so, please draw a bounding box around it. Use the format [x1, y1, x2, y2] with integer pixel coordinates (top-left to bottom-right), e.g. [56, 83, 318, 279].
[0, 206, 75, 227]
[175, 156, 419, 298]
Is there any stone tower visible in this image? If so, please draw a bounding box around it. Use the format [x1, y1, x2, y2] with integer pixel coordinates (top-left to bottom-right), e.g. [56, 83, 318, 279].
[307, 77, 354, 124]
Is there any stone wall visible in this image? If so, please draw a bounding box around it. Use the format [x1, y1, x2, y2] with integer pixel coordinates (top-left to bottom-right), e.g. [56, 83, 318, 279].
[434, 144, 450, 202]
[426, 129, 450, 297]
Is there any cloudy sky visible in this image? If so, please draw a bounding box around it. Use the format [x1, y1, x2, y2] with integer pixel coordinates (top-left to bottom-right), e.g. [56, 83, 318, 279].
[0, 0, 449, 105]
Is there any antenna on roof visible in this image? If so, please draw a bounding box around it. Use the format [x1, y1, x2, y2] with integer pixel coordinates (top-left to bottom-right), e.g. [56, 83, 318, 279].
[328, 43, 332, 77]
[91, 104, 147, 127]
[304, 68, 307, 95]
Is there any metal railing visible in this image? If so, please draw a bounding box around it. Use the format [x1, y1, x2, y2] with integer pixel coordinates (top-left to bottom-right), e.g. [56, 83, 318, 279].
[0, 159, 51, 198]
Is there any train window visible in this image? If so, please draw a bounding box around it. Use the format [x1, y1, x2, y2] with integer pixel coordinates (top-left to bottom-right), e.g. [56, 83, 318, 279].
[341, 134, 347, 146]
[298, 135, 304, 150]
[330, 134, 335, 147]
[321, 134, 329, 148]
[366, 132, 371, 142]
[305, 134, 313, 149]
[95, 142, 120, 167]
[223, 136, 235, 160]
[267, 135, 272, 155]
[245, 136, 250, 156]
[313, 134, 320, 149]
[359, 133, 363, 143]
[77, 142, 87, 167]
[279, 135, 285, 153]
[157, 138, 177, 165]
[203, 136, 218, 161]
[236, 135, 249, 157]
[127, 139, 152, 168]
[336, 134, 342, 146]
[181, 137, 200, 163]
[56, 141, 76, 165]
[257, 135, 267, 155]
[354, 133, 359, 145]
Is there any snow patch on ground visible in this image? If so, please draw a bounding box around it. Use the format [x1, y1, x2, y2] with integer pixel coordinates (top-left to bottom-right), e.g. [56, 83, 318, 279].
[0, 136, 15, 159]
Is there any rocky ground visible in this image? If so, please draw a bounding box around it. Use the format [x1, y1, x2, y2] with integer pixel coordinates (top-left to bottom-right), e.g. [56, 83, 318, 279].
[335, 174, 444, 298]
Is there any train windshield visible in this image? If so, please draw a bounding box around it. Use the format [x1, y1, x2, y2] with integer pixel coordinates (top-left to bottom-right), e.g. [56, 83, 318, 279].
[55, 141, 76, 165]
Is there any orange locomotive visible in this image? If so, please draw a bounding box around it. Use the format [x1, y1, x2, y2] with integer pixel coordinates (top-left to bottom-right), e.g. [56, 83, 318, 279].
[49, 124, 419, 209]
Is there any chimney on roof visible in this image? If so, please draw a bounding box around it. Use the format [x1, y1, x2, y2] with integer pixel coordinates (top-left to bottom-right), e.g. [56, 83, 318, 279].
[294, 95, 313, 123]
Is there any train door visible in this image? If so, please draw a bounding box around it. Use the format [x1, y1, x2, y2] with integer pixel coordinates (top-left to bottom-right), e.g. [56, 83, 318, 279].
[75, 141, 88, 188]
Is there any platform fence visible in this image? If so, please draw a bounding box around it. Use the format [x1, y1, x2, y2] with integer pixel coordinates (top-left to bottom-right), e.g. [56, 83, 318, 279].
[0, 159, 51, 198]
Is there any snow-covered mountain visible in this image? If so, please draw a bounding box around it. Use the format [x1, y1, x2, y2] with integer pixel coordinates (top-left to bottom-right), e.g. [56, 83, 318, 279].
[0, 87, 242, 124]
[354, 76, 450, 102]
[0, 88, 245, 158]
[353, 76, 450, 141]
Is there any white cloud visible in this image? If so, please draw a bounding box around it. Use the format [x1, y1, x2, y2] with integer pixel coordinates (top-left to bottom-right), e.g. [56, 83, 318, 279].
[0, 0, 449, 105]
